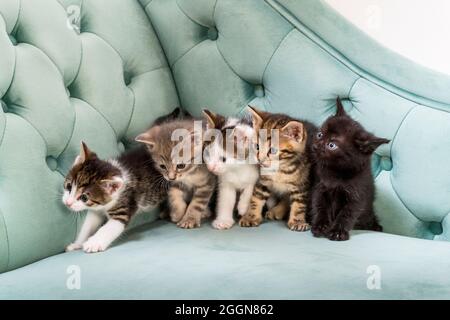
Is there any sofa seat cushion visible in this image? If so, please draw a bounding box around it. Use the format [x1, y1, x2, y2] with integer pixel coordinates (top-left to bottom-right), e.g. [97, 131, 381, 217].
[1, 221, 450, 299]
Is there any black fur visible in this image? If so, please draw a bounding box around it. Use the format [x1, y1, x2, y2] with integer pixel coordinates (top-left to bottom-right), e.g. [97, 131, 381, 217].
[310, 97, 389, 241]
[153, 107, 192, 126]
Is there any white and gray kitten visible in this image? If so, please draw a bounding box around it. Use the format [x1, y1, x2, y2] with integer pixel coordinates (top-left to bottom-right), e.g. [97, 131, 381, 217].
[62, 108, 188, 253]
[203, 110, 259, 230]
[62, 142, 168, 253]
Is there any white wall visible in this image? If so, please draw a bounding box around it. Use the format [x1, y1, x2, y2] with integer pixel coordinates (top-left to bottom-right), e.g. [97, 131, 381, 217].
[325, 0, 450, 75]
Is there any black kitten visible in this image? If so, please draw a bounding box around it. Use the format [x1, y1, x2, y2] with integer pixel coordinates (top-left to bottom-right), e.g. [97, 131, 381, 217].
[310, 97, 389, 241]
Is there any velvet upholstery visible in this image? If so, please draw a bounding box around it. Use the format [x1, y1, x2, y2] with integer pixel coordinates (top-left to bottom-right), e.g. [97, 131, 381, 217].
[0, 0, 449, 299]
[1, 221, 450, 299]
[0, 0, 178, 272]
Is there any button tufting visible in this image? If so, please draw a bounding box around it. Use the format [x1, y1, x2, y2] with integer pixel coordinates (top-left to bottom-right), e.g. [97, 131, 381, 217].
[207, 27, 218, 41]
[117, 141, 125, 153]
[123, 72, 132, 86]
[254, 84, 265, 98]
[338, 98, 354, 113]
[46, 156, 58, 171]
[0, 100, 7, 113]
[380, 156, 393, 171]
[67, 5, 81, 34]
[9, 34, 17, 46]
[429, 222, 443, 236]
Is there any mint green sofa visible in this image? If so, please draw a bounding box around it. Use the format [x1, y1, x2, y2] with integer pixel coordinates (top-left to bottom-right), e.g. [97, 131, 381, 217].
[0, 0, 449, 299]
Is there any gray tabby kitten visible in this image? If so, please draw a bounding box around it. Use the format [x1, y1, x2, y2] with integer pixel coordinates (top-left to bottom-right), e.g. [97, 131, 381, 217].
[136, 119, 216, 229]
[63, 142, 168, 253]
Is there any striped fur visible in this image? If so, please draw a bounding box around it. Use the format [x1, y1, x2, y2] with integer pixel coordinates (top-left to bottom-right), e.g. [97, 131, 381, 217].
[63, 143, 169, 253]
[64, 109, 187, 253]
[137, 119, 217, 229]
[239, 107, 317, 231]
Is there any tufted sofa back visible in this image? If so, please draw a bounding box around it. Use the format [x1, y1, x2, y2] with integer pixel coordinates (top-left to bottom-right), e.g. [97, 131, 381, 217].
[144, 0, 450, 240]
[0, 0, 449, 273]
[0, 0, 179, 273]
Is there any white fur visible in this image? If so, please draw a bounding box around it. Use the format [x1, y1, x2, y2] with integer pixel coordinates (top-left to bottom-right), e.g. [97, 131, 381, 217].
[62, 183, 86, 212]
[206, 121, 259, 230]
[66, 211, 105, 251]
[213, 165, 259, 229]
[224, 117, 239, 128]
[83, 219, 125, 253]
[213, 181, 236, 229]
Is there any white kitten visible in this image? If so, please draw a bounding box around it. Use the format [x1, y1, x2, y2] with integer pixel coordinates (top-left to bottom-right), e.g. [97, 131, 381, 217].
[203, 111, 259, 230]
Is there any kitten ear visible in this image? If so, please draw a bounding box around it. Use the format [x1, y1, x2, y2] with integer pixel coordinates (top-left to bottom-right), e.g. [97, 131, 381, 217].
[202, 109, 225, 129]
[135, 127, 159, 150]
[183, 108, 192, 119]
[335, 97, 347, 117]
[100, 176, 124, 195]
[354, 134, 390, 154]
[247, 105, 266, 129]
[170, 107, 181, 119]
[281, 121, 305, 142]
[74, 141, 95, 165]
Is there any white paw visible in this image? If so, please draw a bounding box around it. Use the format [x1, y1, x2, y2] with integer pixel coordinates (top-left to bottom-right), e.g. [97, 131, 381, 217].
[212, 218, 235, 230]
[65, 243, 82, 252]
[237, 204, 249, 217]
[82, 237, 108, 253]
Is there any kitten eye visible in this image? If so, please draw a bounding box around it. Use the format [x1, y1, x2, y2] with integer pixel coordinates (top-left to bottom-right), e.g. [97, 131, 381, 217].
[220, 156, 226, 163]
[327, 142, 338, 150]
[159, 164, 167, 170]
[66, 183, 72, 192]
[269, 147, 278, 154]
[177, 164, 186, 170]
[317, 132, 323, 139]
[79, 194, 88, 203]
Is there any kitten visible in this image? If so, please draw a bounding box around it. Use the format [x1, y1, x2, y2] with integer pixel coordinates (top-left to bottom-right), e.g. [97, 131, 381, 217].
[239, 106, 317, 231]
[310, 97, 389, 241]
[63, 142, 168, 253]
[202, 109, 259, 230]
[152, 107, 192, 218]
[136, 119, 216, 229]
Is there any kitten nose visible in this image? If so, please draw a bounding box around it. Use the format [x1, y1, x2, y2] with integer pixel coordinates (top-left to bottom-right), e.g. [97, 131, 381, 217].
[168, 172, 176, 180]
[65, 198, 74, 207]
